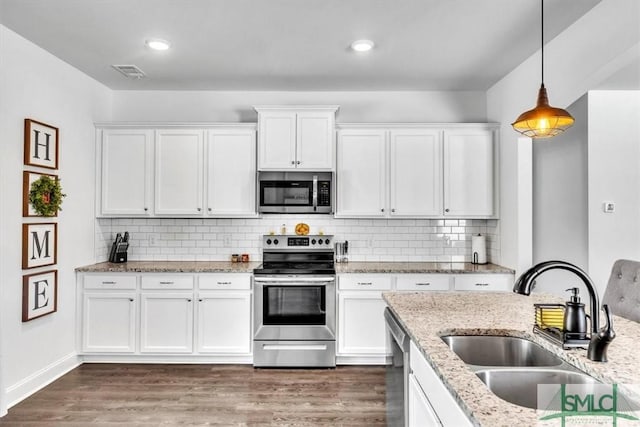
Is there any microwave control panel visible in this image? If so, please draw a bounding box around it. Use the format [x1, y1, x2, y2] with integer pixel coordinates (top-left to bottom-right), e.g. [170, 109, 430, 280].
[318, 181, 331, 206]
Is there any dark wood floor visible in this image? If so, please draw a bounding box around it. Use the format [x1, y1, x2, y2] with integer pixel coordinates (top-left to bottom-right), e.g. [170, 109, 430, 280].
[0, 364, 386, 426]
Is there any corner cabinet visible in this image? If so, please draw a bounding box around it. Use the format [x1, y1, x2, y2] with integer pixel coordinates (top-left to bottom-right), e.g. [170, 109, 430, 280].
[336, 124, 498, 219]
[95, 124, 257, 218]
[255, 106, 338, 170]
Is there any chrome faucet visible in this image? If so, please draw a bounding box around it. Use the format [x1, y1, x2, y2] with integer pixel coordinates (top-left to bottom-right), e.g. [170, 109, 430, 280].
[513, 260, 614, 362]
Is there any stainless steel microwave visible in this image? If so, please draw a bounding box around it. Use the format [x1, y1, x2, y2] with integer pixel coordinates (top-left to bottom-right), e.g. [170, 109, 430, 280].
[258, 171, 333, 214]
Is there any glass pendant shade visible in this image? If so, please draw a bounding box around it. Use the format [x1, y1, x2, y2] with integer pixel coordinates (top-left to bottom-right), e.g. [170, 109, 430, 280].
[512, 84, 575, 138]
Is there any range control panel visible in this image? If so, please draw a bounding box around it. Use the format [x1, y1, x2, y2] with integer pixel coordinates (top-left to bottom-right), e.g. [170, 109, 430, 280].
[262, 235, 333, 249]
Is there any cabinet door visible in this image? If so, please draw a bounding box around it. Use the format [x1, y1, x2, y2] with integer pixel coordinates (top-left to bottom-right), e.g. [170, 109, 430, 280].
[82, 292, 136, 353]
[258, 111, 296, 169]
[453, 274, 513, 292]
[206, 129, 257, 216]
[408, 373, 442, 427]
[296, 111, 334, 170]
[336, 129, 387, 217]
[140, 293, 194, 353]
[196, 291, 251, 354]
[337, 291, 388, 355]
[100, 129, 152, 215]
[443, 129, 494, 217]
[155, 129, 204, 215]
[390, 129, 443, 217]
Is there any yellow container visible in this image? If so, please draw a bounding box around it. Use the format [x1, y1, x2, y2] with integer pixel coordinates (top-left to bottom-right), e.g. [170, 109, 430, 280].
[534, 304, 565, 330]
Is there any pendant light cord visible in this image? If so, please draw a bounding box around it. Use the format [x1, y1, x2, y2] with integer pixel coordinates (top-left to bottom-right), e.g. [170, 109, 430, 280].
[541, 0, 544, 85]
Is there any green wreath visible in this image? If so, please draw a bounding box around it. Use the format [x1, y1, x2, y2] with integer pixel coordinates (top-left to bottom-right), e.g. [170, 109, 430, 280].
[29, 175, 66, 216]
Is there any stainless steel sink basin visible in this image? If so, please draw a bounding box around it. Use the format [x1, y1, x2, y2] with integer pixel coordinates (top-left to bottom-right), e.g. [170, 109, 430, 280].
[476, 368, 600, 409]
[441, 335, 564, 367]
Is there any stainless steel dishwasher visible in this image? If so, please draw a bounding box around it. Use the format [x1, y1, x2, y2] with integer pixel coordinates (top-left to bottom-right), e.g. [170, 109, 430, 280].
[384, 307, 410, 427]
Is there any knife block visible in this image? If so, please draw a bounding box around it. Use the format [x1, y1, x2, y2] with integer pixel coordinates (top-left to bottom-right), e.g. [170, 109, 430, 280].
[108, 239, 129, 263]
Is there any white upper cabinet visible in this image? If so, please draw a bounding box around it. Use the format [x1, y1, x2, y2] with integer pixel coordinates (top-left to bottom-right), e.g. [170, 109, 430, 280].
[206, 128, 257, 216]
[337, 129, 387, 216]
[155, 129, 204, 216]
[99, 129, 153, 216]
[443, 129, 495, 217]
[255, 106, 338, 170]
[389, 129, 443, 217]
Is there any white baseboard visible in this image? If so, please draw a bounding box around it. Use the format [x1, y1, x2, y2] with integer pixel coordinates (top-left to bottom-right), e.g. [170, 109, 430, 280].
[5, 352, 80, 409]
[80, 354, 254, 364]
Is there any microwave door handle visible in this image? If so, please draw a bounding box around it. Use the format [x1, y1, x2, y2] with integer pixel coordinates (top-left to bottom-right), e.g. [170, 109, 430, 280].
[313, 175, 318, 212]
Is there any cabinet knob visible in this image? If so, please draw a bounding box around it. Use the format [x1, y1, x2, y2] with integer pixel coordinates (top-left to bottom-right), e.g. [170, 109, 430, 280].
[381, 208, 385, 212]
[198, 298, 203, 302]
[197, 207, 202, 212]
[445, 208, 450, 213]
[144, 207, 148, 212]
[297, 160, 301, 165]
[129, 298, 134, 302]
[391, 208, 396, 213]
[291, 161, 295, 165]
[187, 298, 192, 302]
[208, 208, 212, 212]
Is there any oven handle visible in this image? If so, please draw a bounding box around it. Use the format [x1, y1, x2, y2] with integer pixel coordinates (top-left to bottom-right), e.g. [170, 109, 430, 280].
[254, 276, 335, 283]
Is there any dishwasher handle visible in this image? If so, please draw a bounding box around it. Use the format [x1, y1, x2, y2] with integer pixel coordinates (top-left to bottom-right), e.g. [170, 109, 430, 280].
[384, 307, 410, 350]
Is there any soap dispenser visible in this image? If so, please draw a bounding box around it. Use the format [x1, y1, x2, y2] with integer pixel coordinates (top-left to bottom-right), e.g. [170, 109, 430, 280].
[563, 287, 588, 339]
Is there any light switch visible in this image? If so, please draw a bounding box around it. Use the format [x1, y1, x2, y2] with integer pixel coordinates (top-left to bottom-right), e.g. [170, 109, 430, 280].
[603, 201, 615, 213]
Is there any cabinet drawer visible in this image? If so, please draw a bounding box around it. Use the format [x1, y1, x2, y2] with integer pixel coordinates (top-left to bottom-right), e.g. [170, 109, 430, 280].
[453, 274, 512, 292]
[396, 274, 450, 291]
[141, 275, 194, 290]
[199, 274, 251, 290]
[84, 275, 137, 290]
[339, 275, 392, 291]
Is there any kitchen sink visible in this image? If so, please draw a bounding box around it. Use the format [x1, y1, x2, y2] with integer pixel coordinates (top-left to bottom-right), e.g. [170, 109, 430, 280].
[475, 368, 600, 409]
[441, 335, 564, 367]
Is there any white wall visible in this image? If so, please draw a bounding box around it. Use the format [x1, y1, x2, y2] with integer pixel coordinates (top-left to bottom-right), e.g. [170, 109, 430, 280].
[531, 95, 589, 297]
[487, 0, 640, 276]
[0, 25, 112, 414]
[111, 90, 487, 123]
[588, 91, 640, 294]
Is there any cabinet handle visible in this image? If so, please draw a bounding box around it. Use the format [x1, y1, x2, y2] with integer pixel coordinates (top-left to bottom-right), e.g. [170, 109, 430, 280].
[217, 281, 232, 285]
[391, 208, 396, 213]
[208, 208, 212, 212]
[445, 208, 450, 213]
[101, 281, 116, 285]
[187, 298, 192, 302]
[416, 282, 431, 286]
[357, 282, 373, 286]
[297, 160, 301, 165]
[475, 283, 490, 287]
[144, 207, 148, 212]
[197, 207, 202, 212]
[129, 298, 134, 302]
[159, 281, 174, 285]
[198, 298, 203, 302]
[381, 208, 385, 212]
[291, 161, 295, 165]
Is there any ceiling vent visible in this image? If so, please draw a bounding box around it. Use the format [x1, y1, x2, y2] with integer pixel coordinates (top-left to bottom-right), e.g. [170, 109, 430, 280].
[111, 64, 146, 79]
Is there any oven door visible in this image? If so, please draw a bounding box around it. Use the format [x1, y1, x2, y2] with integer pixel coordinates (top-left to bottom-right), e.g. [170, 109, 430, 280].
[254, 276, 336, 341]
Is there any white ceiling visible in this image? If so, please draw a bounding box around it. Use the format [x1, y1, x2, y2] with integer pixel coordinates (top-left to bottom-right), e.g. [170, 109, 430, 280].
[0, 0, 602, 91]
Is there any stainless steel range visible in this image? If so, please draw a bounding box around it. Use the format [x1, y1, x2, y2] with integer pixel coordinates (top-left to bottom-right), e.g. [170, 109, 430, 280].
[253, 235, 336, 368]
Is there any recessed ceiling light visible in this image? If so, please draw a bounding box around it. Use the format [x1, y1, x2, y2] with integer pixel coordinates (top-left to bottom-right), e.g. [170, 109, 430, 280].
[145, 38, 171, 51]
[351, 39, 375, 52]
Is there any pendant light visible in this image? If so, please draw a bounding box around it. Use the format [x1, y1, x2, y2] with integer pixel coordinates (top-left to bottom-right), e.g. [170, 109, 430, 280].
[512, 0, 574, 138]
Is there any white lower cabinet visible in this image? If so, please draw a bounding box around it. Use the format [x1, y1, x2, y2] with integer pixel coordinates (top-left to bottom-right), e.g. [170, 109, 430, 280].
[409, 341, 472, 426]
[337, 275, 391, 363]
[140, 292, 194, 353]
[78, 272, 252, 361]
[196, 291, 251, 354]
[82, 292, 136, 353]
[408, 373, 441, 427]
[453, 273, 512, 291]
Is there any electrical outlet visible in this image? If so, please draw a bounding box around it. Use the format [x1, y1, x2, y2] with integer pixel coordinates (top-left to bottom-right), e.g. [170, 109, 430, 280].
[149, 234, 158, 246]
[222, 234, 232, 247]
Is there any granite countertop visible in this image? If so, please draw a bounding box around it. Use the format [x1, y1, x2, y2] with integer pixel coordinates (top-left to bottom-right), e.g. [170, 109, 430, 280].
[336, 262, 514, 274]
[383, 291, 640, 426]
[75, 261, 261, 273]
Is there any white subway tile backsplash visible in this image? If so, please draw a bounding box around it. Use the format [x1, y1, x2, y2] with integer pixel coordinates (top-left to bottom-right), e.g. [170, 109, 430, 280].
[96, 216, 499, 263]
